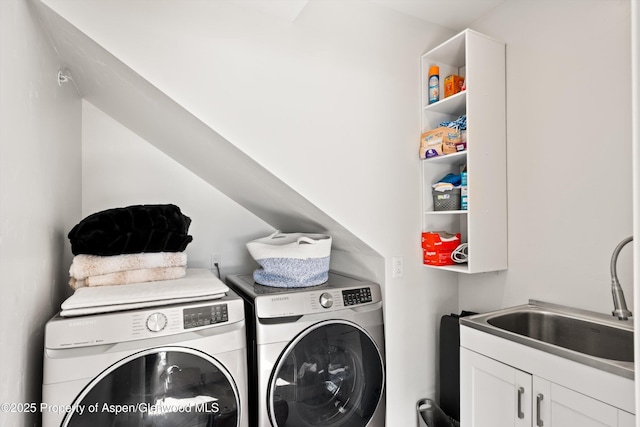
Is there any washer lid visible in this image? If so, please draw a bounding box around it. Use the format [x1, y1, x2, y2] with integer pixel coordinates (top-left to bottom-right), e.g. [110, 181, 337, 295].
[61, 269, 228, 316]
[227, 272, 382, 319]
[228, 272, 376, 297]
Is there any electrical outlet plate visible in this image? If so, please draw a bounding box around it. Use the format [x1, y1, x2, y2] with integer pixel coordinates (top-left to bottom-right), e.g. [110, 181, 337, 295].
[392, 256, 404, 278]
[210, 253, 221, 269]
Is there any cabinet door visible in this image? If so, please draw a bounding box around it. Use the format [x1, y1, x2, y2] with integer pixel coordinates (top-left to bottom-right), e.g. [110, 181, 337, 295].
[460, 348, 531, 427]
[533, 377, 619, 427]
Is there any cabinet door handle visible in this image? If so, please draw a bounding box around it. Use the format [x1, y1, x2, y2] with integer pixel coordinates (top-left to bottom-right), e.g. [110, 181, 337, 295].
[536, 393, 544, 427]
[517, 387, 525, 419]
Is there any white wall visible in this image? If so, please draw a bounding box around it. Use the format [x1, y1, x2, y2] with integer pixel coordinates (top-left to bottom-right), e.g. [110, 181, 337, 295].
[460, 0, 634, 316]
[81, 100, 274, 275]
[0, 0, 81, 425]
[48, 1, 460, 423]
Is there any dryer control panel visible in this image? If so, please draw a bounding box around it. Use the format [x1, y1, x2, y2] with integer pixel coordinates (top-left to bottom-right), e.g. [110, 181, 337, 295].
[342, 287, 373, 306]
[255, 283, 382, 318]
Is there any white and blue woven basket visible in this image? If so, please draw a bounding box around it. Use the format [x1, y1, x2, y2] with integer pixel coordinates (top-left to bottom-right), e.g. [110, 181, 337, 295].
[246, 231, 332, 288]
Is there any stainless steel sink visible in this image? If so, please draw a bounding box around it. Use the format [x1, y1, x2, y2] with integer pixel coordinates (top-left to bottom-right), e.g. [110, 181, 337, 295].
[460, 300, 634, 379]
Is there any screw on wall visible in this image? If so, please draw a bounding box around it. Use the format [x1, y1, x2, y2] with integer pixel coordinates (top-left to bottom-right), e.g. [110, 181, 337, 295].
[57, 69, 72, 86]
[56, 68, 81, 94]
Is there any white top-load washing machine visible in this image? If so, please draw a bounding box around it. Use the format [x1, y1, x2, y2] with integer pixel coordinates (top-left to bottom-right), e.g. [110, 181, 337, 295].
[42, 289, 248, 427]
[226, 272, 385, 427]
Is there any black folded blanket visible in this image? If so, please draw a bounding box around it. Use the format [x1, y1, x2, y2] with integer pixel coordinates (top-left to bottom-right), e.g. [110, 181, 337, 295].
[68, 204, 193, 256]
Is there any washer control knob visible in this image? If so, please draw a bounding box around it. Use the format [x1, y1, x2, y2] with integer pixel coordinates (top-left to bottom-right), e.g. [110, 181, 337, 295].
[319, 293, 333, 309]
[146, 312, 167, 332]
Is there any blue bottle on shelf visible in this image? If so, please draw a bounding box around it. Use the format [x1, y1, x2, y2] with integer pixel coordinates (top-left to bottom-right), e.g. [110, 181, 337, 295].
[428, 65, 439, 104]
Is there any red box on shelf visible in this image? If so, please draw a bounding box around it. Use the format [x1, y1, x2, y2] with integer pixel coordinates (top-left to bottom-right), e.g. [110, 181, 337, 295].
[421, 232, 461, 266]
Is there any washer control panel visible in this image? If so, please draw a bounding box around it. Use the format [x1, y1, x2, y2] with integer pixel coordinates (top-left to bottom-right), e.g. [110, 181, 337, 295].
[183, 304, 228, 329]
[46, 297, 244, 349]
[342, 287, 373, 306]
[252, 276, 381, 319]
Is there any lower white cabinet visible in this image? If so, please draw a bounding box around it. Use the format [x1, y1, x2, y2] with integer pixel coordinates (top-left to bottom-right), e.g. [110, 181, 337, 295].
[461, 348, 635, 427]
[533, 376, 635, 427]
[460, 347, 531, 426]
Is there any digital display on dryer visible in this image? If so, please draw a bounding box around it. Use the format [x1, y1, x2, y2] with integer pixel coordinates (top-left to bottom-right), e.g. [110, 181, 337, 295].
[183, 304, 228, 329]
[342, 288, 372, 306]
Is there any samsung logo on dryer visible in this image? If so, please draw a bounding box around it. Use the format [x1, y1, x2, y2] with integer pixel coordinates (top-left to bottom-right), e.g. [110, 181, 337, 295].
[271, 296, 290, 302]
[68, 319, 97, 327]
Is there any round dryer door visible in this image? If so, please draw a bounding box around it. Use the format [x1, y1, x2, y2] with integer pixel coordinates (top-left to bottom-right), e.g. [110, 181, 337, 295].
[268, 320, 384, 427]
[62, 347, 240, 427]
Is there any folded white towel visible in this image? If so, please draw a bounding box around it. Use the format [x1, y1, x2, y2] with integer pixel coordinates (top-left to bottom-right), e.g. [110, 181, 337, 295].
[69, 266, 187, 289]
[69, 252, 187, 280]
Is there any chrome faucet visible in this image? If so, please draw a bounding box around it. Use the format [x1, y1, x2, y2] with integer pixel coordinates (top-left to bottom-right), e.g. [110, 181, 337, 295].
[610, 236, 633, 320]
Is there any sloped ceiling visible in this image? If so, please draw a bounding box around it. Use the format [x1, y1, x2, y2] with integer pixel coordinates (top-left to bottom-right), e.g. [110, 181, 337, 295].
[370, 0, 508, 30]
[221, 0, 509, 31]
[29, 0, 377, 256]
[225, 0, 309, 22]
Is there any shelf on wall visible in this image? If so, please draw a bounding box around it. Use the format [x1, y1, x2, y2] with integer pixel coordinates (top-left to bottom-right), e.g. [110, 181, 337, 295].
[423, 91, 466, 116]
[420, 29, 507, 274]
[424, 263, 470, 273]
[422, 150, 467, 165]
[424, 210, 468, 216]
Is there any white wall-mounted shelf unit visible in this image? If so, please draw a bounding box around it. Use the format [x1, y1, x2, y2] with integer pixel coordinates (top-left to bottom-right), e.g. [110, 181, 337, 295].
[421, 29, 507, 274]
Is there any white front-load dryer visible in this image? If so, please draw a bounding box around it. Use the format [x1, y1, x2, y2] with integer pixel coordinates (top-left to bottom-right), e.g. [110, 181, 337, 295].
[227, 272, 385, 427]
[42, 290, 248, 427]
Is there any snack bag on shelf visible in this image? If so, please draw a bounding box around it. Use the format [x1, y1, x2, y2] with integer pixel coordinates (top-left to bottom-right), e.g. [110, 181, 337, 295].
[420, 127, 461, 159]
